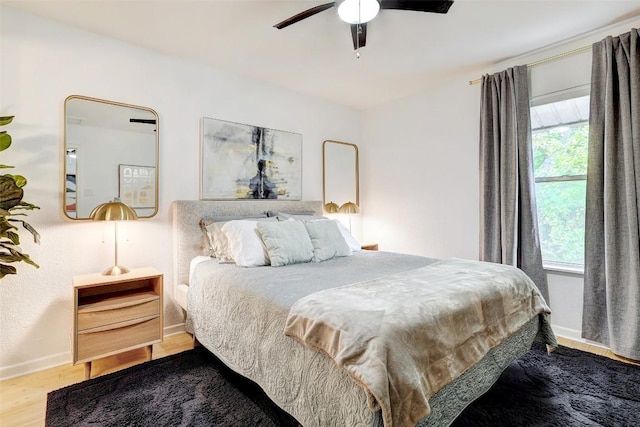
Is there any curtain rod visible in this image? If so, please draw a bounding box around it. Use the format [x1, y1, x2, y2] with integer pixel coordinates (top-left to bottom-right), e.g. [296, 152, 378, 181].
[468, 44, 592, 85]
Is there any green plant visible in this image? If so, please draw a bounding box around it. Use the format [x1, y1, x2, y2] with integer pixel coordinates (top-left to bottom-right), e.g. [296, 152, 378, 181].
[1, 116, 40, 279]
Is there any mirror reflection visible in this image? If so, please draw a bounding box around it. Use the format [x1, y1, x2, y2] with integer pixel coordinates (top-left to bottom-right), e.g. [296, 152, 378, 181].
[323, 140, 359, 211]
[64, 95, 159, 219]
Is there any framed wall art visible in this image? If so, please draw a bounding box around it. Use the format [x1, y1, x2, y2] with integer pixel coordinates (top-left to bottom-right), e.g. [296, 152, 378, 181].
[200, 117, 302, 200]
[118, 164, 156, 209]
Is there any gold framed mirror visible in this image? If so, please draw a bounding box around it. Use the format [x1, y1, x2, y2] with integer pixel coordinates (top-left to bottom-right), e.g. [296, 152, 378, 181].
[64, 95, 159, 219]
[322, 140, 359, 212]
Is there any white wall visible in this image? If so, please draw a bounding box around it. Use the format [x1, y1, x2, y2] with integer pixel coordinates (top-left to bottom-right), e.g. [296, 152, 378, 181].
[361, 78, 481, 260]
[361, 18, 640, 342]
[0, 6, 362, 379]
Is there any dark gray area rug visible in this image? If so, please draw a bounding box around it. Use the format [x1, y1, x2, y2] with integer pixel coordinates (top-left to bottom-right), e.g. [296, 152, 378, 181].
[452, 342, 640, 427]
[46, 347, 299, 427]
[47, 343, 640, 427]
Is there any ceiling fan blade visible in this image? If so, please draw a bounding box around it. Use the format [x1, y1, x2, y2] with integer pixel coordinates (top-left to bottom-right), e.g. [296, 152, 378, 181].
[350, 23, 367, 50]
[379, 0, 454, 14]
[274, 2, 335, 29]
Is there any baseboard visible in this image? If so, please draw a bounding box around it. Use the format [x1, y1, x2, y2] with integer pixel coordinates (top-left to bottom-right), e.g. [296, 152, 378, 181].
[163, 322, 186, 337]
[0, 351, 70, 381]
[0, 323, 188, 381]
[551, 324, 582, 341]
[551, 324, 610, 350]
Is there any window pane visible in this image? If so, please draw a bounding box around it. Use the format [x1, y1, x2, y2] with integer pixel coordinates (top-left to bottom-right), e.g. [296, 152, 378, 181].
[530, 95, 589, 129]
[535, 180, 586, 265]
[532, 123, 589, 178]
[531, 95, 589, 268]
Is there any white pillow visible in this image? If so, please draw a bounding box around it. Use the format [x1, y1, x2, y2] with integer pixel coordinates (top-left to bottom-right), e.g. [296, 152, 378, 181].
[221, 220, 270, 267]
[257, 220, 314, 267]
[206, 217, 275, 262]
[334, 220, 361, 252]
[304, 220, 352, 262]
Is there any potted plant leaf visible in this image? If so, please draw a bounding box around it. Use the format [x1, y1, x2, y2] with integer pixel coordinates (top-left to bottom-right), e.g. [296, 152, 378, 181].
[1, 116, 40, 279]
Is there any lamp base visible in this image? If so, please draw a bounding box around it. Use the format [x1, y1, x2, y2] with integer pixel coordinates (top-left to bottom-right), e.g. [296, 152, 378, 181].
[102, 265, 131, 276]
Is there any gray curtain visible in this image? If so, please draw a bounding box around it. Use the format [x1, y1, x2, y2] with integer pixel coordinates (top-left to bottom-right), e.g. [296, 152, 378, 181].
[479, 65, 549, 302]
[583, 28, 640, 360]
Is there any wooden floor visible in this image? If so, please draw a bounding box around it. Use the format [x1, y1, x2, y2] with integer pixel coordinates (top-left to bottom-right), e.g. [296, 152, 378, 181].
[555, 336, 639, 366]
[0, 333, 637, 427]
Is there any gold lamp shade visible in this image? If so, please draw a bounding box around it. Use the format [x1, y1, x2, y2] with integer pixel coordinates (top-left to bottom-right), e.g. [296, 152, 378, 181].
[90, 200, 138, 221]
[90, 198, 138, 276]
[339, 201, 359, 214]
[324, 201, 340, 213]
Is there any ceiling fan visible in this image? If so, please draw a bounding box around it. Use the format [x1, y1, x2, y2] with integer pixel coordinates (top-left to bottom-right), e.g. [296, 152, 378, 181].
[274, 0, 454, 52]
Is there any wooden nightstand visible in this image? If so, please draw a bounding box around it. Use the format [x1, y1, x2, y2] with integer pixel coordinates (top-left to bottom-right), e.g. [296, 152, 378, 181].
[73, 267, 163, 379]
[361, 243, 379, 251]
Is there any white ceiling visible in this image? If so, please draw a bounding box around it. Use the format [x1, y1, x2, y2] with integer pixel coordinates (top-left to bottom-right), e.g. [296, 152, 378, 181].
[3, 0, 640, 110]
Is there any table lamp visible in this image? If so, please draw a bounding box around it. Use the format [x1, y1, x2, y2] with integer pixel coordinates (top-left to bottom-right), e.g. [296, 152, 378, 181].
[90, 198, 138, 275]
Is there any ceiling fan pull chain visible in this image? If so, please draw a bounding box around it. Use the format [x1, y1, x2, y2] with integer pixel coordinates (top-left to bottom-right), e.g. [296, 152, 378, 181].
[356, 0, 361, 58]
[356, 0, 362, 59]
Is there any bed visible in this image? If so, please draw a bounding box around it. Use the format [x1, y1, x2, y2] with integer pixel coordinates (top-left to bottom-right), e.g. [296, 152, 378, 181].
[173, 200, 556, 427]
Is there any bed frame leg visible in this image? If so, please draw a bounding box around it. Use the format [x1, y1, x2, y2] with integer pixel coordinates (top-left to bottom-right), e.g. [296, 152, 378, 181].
[191, 333, 201, 348]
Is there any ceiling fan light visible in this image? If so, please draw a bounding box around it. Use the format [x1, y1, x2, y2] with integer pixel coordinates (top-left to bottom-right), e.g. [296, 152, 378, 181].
[338, 0, 380, 25]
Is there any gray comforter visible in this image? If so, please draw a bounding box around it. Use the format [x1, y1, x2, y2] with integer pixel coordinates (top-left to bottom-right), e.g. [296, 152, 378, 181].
[186, 251, 553, 426]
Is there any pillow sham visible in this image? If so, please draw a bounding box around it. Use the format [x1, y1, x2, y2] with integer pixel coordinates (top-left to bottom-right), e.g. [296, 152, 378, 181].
[334, 220, 362, 252]
[205, 222, 234, 262]
[199, 219, 216, 257]
[201, 215, 271, 260]
[256, 220, 314, 267]
[220, 219, 274, 267]
[304, 220, 352, 262]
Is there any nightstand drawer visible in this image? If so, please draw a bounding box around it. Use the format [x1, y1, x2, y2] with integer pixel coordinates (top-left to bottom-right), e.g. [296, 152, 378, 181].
[77, 316, 161, 362]
[77, 293, 159, 331]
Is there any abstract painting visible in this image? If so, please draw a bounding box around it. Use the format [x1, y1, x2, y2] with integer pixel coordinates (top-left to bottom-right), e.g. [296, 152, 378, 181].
[200, 117, 302, 200]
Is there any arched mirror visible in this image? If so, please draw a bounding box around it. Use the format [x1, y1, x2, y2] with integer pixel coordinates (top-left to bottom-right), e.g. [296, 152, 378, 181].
[64, 95, 159, 219]
[322, 140, 359, 212]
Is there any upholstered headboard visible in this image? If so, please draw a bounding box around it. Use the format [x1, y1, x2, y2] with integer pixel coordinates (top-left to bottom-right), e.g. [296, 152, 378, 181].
[172, 200, 323, 286]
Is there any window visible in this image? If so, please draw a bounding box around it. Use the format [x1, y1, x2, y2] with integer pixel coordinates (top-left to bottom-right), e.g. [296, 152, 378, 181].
[531, 94, 589, 270]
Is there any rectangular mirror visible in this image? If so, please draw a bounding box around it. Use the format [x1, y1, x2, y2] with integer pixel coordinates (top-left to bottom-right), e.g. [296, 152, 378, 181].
[64, 95, 159, 219]
[323, 140, 359, 211]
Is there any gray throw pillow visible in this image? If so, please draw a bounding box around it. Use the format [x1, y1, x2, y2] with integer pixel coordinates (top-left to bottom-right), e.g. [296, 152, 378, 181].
[304, 220, 352, 262]
[257, 220, 314, 267]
